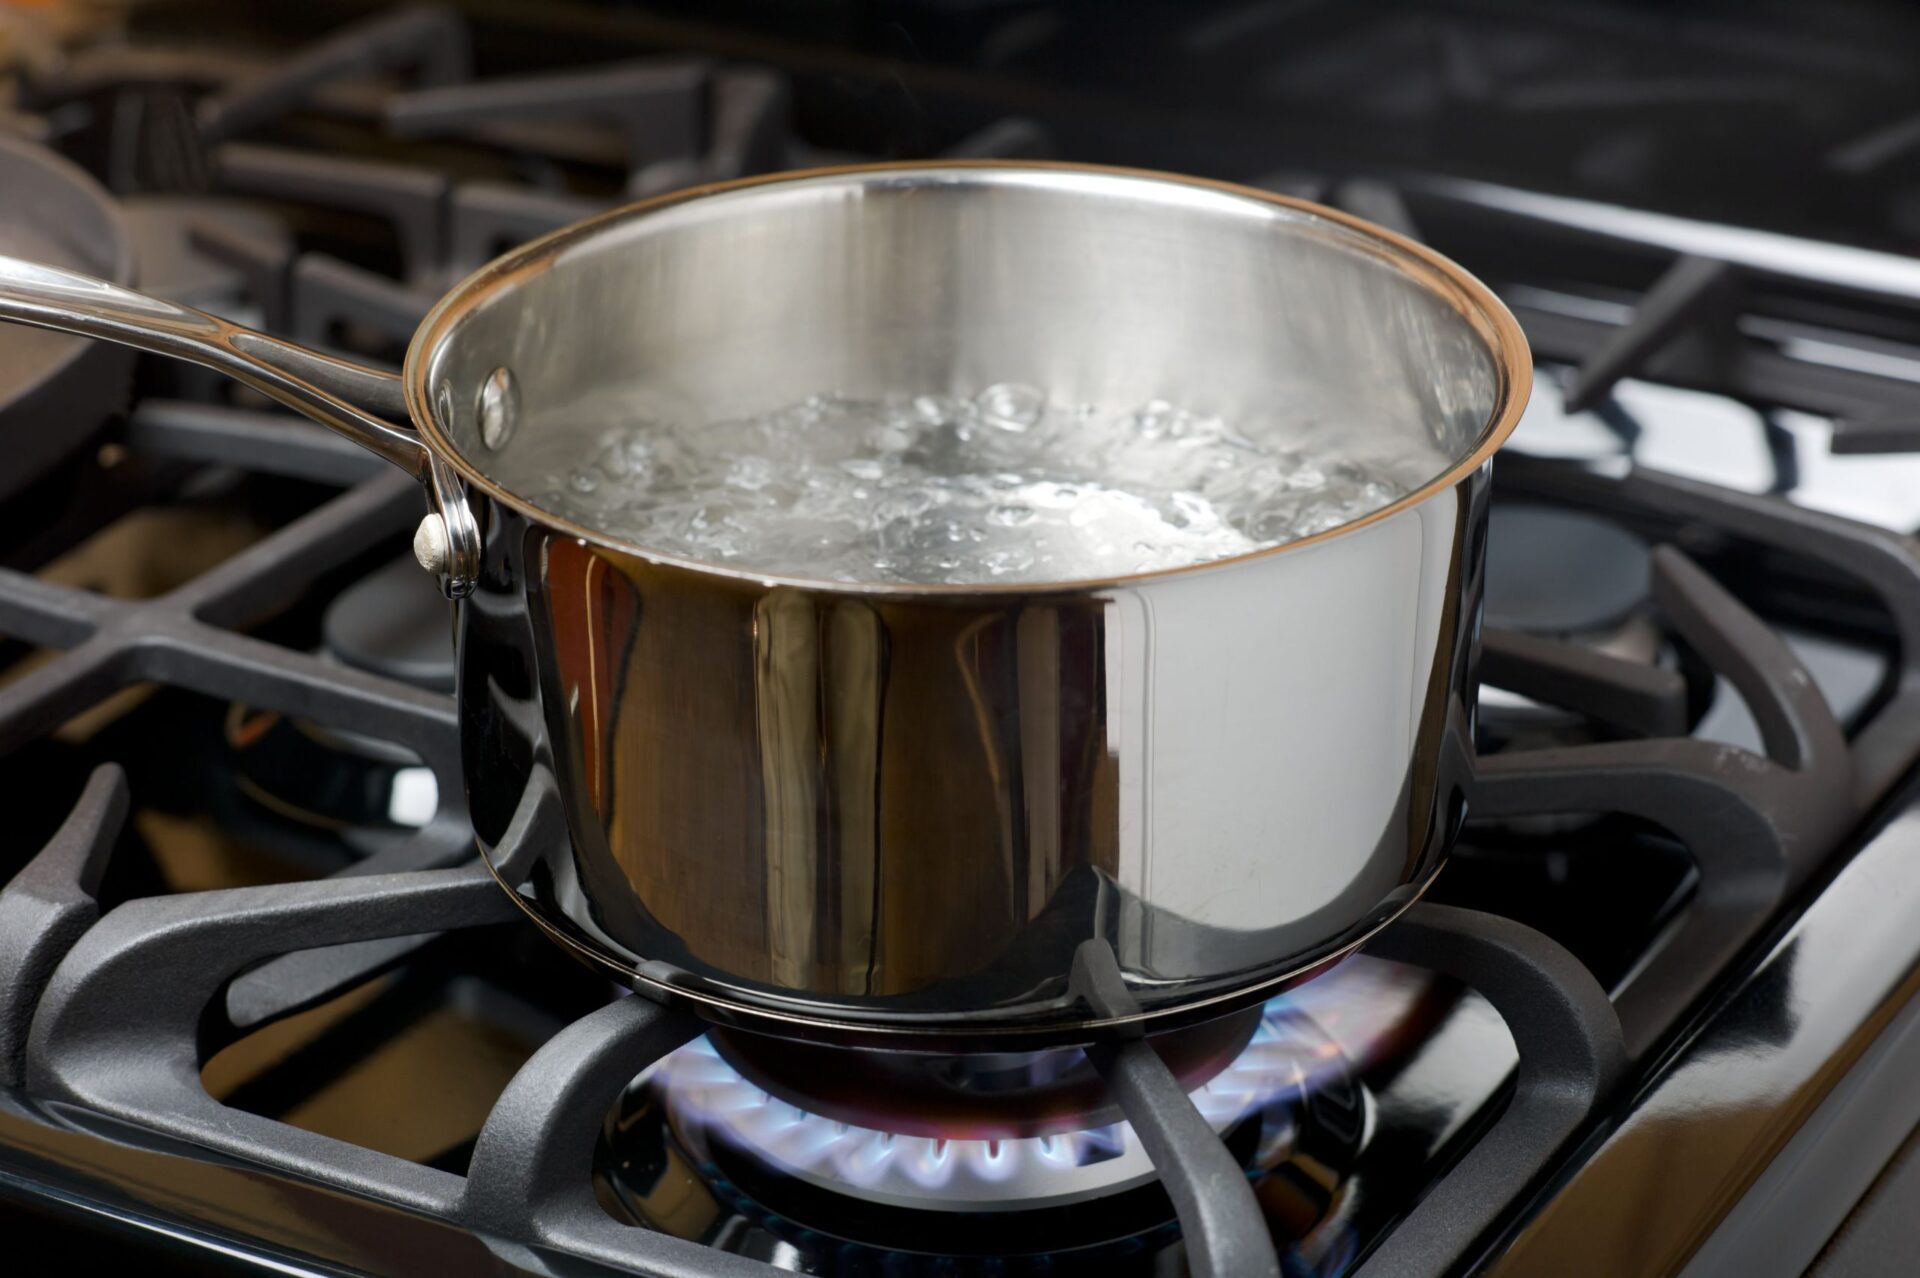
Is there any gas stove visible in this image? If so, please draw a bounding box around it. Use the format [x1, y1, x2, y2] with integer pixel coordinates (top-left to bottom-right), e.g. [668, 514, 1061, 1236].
[4, 3, 1920, 1276]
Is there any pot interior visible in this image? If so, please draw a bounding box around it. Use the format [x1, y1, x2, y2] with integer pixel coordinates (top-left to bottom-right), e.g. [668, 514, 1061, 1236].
[417, 165, 1510, 573]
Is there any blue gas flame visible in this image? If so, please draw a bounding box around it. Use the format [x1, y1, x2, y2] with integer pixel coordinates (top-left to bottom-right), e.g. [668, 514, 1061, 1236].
[640, 985, 1398, 1206]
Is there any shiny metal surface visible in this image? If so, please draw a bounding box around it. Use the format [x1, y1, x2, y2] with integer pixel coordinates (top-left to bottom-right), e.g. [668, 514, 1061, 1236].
[469, 478, 1488, 1044]
[1408, 173, 1920, 304]
[1483, 789, 1920, 1276]
[0, 254, 426, 475]
[439, 165, 1528, 1043]
[0, 163, 1530, 1044]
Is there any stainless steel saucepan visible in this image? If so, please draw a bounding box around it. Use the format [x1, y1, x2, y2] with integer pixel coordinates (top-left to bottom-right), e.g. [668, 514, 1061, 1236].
[0, 162, 1530, 1049]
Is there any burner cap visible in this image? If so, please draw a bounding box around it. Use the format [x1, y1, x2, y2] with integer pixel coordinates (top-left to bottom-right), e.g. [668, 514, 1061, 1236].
[1484, 504, 1650, 635]
[322, 556, 455, 692]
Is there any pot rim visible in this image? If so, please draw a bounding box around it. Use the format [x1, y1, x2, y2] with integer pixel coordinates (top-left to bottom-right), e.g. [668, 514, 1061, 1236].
[405, 159, 1533, 597]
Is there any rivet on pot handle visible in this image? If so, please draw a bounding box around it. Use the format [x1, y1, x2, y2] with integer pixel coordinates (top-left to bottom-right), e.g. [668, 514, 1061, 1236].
[422, 453, 480, 598]
[0, 252, 479, 598]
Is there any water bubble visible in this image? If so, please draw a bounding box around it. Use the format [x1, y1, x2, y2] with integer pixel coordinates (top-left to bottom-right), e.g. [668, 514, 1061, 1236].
[870, 424, 915, 453]
[1292, 502, 1352, 536]
[984, 547, 1035, 576]
[1358, 481, 1397, 507]
[1133, 399, 1177, 439]
[1166, 491, 1212, 529]
[977, 383, 1046, 432]
[777, 400, 824, 431]
[913, 395, 956, 425]
[599, 438, 633, 479]
[517, 386, 1410, 584]
[1248, 505, 1306, 541]
[880, 488, 938, 521]
[989, 504, 1037, 527]
[727, 456, 775, 491]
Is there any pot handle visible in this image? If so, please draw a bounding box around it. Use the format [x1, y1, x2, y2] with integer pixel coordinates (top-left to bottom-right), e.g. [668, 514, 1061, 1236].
[0, 252, 479, 597]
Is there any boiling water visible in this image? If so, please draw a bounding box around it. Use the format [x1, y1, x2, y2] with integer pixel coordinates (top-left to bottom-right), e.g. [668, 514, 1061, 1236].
[523, 384, 1418, 585]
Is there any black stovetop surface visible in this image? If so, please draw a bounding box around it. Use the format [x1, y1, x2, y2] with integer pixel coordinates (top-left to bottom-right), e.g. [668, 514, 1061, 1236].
[6, 3, 1920, 1276]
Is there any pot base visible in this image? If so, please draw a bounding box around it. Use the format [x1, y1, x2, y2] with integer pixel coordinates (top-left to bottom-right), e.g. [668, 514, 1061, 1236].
[476, 845, 1446, 1052]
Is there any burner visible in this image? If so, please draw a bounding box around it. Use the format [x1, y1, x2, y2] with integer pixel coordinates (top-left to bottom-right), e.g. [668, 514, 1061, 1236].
[1484, 503, 1652, 635]
[602, 995, 1370, 1267]
[321, 554, 456, 693]
[1480, 501, 1691, 744]
[223, 557, 450, 835]
[705, 1006, 1262, 1140]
